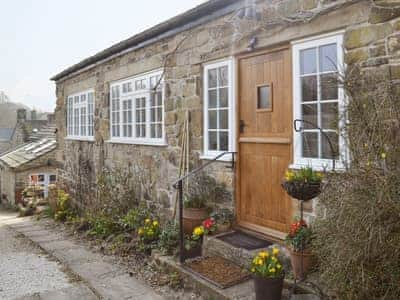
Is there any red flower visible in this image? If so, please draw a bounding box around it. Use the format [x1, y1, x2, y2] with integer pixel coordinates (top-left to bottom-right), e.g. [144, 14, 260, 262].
[202, 218, 215, 229]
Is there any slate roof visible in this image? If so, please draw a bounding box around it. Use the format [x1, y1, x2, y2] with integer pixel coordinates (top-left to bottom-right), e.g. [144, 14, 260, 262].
[0, 128, 15, 141]
[28, 124, 56, 142]
[51, 0, 240, 81]
[0, 138, 56, 169]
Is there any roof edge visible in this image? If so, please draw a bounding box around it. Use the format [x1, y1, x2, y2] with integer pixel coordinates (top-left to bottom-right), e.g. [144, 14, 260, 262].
[51, 0, 240, 81]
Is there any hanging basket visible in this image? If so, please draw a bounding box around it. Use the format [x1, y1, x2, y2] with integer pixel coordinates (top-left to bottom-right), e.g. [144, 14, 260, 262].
[281, 181, 321, 201]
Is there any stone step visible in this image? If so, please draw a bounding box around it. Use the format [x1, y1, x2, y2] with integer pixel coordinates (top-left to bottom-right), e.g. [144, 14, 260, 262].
[202, 231, 291, 271]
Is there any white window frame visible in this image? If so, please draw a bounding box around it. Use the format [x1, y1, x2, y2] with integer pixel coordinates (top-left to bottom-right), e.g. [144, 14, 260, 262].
[108, 69, 166, 146]
[29, 173, 57, 198]
[66, 89, 95, 141]
[201, 58, 235, 161]
[292, 31, 348, 170]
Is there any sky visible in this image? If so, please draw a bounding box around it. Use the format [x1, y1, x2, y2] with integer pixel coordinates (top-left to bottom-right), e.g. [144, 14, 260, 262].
[0, 0, 204, 112]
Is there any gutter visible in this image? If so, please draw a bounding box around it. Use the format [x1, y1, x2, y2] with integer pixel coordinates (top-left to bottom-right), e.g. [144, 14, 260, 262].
[51, 0, 242, 82]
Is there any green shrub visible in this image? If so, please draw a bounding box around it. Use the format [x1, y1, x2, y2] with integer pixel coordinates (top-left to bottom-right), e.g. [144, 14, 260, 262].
[119, 204, 152, 231]
[54, 190, 75, 222]
[157, 221, 180, 255]
[87, 214, 121, 238]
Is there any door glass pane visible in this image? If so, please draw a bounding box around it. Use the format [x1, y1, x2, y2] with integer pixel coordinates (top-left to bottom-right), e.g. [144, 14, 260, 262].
[219, 88, 228, 108]
[219, 66, 228, 86]
[300, 48, 317, 75]
[208, 90, 217, 108]
[208, 132, 217, 150]
[322, 132, 339, 159]
[320, 43, 337, 72]
[219, 110, 228, 130]
[301, 76, 317, 102]
[302, 104, 318, 129]
[220, 132, 228, 151]
[302, 132, 318, 158]
[321, 73, 338, 100]
[321, 103, 338, 129]
[208, 111, 217, 129]
[208, 69, 217, 88]
[257, 85, 271, 109]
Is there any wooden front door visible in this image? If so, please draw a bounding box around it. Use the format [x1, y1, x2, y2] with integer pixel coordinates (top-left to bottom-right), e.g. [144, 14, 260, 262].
[237, 47, 293, 238]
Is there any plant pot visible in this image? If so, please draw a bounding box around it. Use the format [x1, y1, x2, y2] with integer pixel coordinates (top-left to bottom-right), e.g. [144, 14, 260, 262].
[183, 246, 202, 260]
[289, 249, 314, 280]
[282, 181, 321, 201]
[183, 207, 208, 234]
[252, 274, 284, 300]
[216, 223, 231, 234]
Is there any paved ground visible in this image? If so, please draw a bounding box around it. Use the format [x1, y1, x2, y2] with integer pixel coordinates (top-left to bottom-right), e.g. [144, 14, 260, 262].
[0, 210, 97, 300]
[0, 209, 164, 300]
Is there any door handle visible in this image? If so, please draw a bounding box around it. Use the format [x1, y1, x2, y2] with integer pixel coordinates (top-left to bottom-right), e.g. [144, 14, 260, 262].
[239, 120, 246, 133]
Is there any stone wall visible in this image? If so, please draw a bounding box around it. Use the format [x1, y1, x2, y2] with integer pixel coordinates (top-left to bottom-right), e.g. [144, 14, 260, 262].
[0, 167, 15, 204]
[54, 0, 382, 217]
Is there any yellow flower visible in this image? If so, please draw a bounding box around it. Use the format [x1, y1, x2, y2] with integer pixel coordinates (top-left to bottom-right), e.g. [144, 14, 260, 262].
[251, 267, 256, 273]
[256, 258, 264, 266]
[271, 256, 277, 262]
[138, 228, 144, 236]
[381, 152, 386, 159]
[272, 248, 280, 256]
[259, 251, 269, 259]
[284, 170, 295, 182]
[145, 218, 151, 224]
[152, 221, 159, 227]
[277, 264, 282, 270]
[193, 226, 204, 236]
[269, 268, 276, 273]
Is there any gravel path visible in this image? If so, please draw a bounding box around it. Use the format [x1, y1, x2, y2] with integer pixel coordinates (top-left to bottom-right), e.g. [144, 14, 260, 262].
[0, 210, 94, 300]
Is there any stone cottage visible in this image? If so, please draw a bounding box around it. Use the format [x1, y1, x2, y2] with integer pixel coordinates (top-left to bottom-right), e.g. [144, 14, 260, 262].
[52, 0, 400, 239]
[0, 127, 57, 205]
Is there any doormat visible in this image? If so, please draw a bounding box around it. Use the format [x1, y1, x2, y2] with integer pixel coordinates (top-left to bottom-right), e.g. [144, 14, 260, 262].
[217, 230, 272, 250]
[184, 256, 250, 289]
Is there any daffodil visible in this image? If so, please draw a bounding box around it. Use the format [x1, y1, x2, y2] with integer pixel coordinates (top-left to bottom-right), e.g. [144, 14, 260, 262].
[259, 251, 269, 259]
[193, 226, 204, 236]
[256, 258, 264, 266]
[145, 218, 151, 224]
[138, 228, 144, 236]
[271, 256, 277, 262]
[272, 248, 280, 256]
[277, 264, 282, 269]
[269, 268, 276, 273]
[251, 267, 256, 273]
[152, 221, 159, 227]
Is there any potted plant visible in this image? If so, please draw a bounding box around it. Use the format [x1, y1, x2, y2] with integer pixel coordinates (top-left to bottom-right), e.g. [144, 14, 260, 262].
[183, 226, 204, 259]
[285, 219, 313, 280]
[183, 175, 211, 234]
[137, 218, 161, 255]
[250, 248, 284, 300]
[210, 208, 234, 233]
[282, 167, 323, 201]
[202, 217, 217, 235]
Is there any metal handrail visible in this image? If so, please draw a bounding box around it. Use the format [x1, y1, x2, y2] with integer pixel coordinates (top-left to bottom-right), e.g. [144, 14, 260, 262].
[173, 151, 236, 263]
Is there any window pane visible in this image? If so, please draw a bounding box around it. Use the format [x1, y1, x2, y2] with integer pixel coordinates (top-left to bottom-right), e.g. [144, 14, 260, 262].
[321, 103, 338, 130]
[208, 90, 217, 108]
[157, 108, 162, 122]
[302, 104, 318, 129]
[219, 110, 228, 130]
[209, 111, 217, 129]
[301, 76, 317, 102]
[220, 131, 228, 151]
[208, 132, 217, 150]
[151, 109, 155, 122]
[219, 66, 228, 86]
[320, 44, 337, 72]
[257, 85, 271, 109]
[219, 88, 228, 108]
[321, 73, 338, 100]
[151, 124, 156, 138]
[321, 132, 339, 159]
[300, 48, 317, 75]
[302, 132, 318, 158]
[156, 124, 162, 138]
[208, 69, 217, 88]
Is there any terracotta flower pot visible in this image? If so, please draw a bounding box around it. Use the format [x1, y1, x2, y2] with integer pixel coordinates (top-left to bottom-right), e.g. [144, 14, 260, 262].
[289, 249, 314, 280]
[183, 207, 208, 234]
[252, 274, 284, 300]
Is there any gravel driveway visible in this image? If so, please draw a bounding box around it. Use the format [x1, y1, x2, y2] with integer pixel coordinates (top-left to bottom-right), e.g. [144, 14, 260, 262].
[0, 210, 97, 300]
